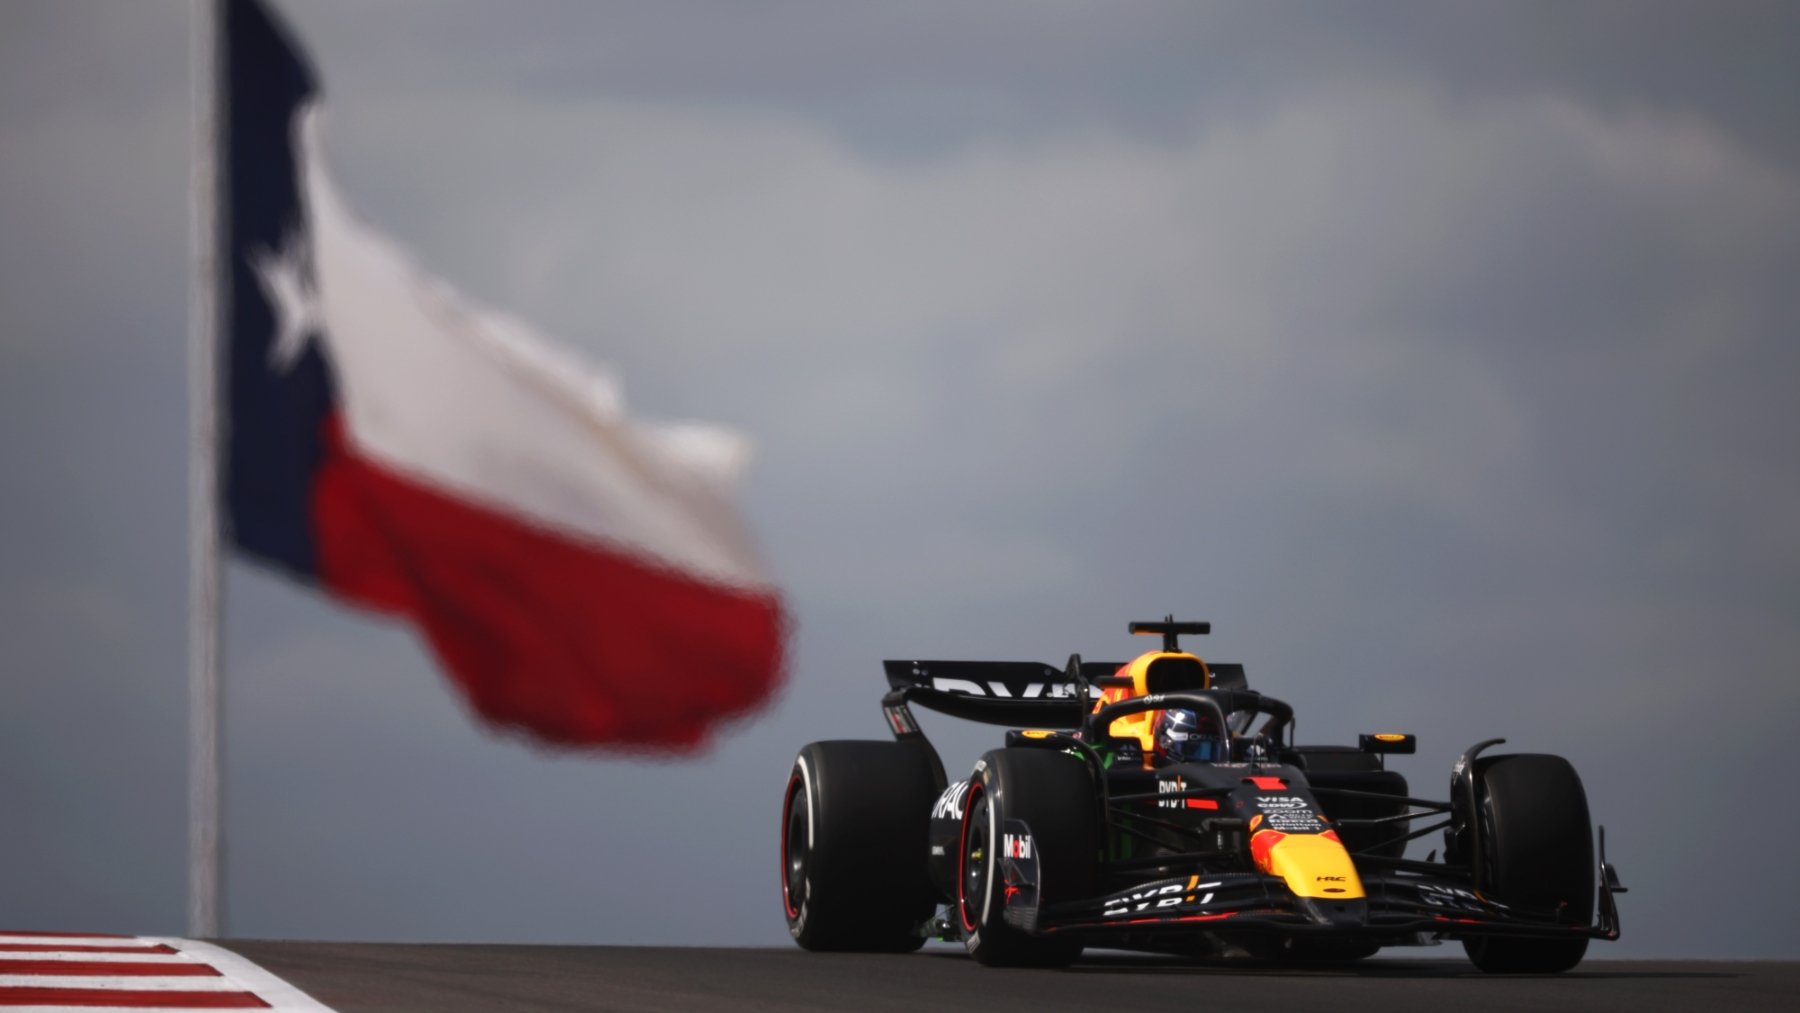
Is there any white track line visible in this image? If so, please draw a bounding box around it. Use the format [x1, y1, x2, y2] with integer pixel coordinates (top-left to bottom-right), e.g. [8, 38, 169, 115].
[0, 935, 156, 948]
[0, 974, 245, 989]
[147, 938, 338, 1012]
[0, 951, 194, 962]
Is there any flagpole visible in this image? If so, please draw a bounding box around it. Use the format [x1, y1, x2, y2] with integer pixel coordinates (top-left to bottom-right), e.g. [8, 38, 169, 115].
[188, 0, 224, 939]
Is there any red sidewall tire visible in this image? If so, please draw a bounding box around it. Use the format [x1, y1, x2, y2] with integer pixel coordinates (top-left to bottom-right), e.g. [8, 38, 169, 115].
[957, 749, 1096, 968]
[781, 740, 937, 952]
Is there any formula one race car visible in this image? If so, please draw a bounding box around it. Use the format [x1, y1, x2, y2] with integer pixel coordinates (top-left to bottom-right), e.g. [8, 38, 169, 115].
[779, 619, 1624, 972]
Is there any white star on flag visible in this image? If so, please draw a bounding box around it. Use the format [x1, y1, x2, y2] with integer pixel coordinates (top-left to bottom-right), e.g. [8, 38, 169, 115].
[251, 229, 323, 371]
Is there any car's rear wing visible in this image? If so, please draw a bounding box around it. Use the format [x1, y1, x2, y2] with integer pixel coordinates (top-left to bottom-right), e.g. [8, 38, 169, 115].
[879, 656, 1251, 793]
[881, 659, 1249, 728]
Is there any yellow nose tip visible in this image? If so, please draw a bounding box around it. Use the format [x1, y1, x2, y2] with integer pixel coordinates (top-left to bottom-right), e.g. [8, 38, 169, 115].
[1259, 832, 1366, 900]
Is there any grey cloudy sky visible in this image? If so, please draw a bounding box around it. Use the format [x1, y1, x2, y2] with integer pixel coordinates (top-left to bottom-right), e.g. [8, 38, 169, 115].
[2, 0, 1797, 958]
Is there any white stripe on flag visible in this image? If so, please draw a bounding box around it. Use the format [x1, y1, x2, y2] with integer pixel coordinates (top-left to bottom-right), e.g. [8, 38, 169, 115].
[294, 107, 773, 593]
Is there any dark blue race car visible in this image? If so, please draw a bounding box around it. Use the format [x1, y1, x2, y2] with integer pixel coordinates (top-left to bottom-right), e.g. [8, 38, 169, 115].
[780, 619, 1624, 972]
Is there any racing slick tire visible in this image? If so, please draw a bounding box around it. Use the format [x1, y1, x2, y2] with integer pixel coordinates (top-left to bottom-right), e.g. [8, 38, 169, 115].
[1462, 753, 1594, 974]
[958, 748, 1099, 968]
[782, 740, 938, 952]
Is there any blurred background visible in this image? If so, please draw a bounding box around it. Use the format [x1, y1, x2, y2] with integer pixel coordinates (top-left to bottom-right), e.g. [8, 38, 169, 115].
[2, 0, 1796, 957]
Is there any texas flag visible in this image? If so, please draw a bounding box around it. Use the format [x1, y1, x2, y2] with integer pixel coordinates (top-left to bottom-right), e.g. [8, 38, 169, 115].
[221, 0, 785, 750]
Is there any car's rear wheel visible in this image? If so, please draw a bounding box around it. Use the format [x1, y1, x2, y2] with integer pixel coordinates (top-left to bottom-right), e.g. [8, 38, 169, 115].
[782, 740, 938, 952]
[1462, 753, 1594, 973]
[958, 748, 1098, 968]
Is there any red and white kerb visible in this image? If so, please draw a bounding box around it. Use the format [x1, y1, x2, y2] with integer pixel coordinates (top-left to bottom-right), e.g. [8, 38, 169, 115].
[0, 934, 334, 1011]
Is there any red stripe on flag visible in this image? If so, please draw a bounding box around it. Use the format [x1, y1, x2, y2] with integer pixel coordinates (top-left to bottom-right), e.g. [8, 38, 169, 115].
[0, 960, 219, 975]
[0, 944, 176, 954]
[0, 988, 268, 1008]
[310, 414, 786, 750]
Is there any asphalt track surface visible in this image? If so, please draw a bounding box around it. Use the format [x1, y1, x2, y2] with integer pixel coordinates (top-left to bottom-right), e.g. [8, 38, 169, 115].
[225, 941, 1797, 1012]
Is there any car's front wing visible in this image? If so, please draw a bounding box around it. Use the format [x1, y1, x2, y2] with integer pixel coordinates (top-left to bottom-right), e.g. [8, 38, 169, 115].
[1003, 857, 1621, 944]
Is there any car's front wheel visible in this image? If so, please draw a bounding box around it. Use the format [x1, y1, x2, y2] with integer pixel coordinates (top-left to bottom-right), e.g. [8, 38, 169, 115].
[958, 747, 1098, 968]
[1462, 753, 1594, 973]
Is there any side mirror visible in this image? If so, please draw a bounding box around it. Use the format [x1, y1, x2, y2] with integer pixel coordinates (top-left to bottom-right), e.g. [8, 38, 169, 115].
[1359, 733, 1416, 754]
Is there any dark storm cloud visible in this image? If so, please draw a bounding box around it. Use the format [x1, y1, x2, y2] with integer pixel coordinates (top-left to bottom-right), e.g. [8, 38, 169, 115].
[274, 1, 1800, 170]
[2, 0, 1797, 958]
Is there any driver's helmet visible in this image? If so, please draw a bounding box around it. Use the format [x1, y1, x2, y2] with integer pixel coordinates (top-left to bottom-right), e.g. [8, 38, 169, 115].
[1153, 708, 1224, 763]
